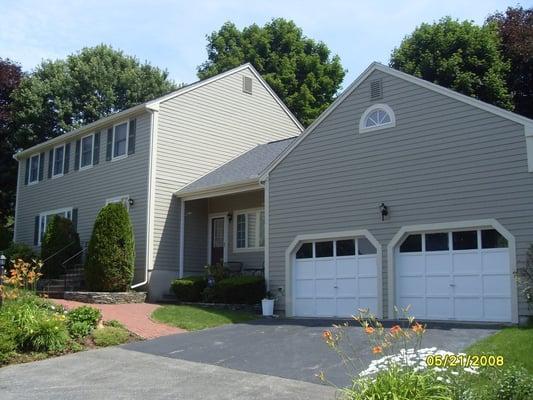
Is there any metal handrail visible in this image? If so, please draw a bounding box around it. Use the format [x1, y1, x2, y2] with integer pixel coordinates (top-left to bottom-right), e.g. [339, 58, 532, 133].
[42, 241, 78, 264]
[61, 244, 87, 292]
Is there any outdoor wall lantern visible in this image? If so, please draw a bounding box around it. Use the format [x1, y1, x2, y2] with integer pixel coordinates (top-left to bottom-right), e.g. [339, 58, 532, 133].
[379, 203, 389, 221]
[227, 212, 233, 222]
[128, 198, 135, 207]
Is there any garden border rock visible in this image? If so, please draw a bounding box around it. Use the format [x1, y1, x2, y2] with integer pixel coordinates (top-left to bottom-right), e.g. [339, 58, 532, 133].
[64, 291, 147, 304]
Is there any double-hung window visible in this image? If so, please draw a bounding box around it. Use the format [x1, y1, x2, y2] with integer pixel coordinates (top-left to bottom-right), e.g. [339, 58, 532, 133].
[29, 154, 40, 184]
[112, 122, 128, 159]
[80, 134, 94, 169]
[38, 208, 73, 245]
[234, 209, 265, 251]
[53, 145, 65, 177]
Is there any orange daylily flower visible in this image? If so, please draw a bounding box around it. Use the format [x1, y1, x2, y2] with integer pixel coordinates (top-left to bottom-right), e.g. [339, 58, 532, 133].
[322, 330, 333, 341]
[364, 326, 375, 334]
[372, 346, 383, 354]
[390, 325, 402, 335]
[411, 322, 425, 334]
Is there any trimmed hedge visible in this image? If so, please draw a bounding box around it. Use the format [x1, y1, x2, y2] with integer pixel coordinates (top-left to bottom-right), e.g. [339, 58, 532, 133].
[41, 215, 82, 278]
[208, 276, 265, 305]
[170, 276, 207, 302]
[85, 203, 135, 292]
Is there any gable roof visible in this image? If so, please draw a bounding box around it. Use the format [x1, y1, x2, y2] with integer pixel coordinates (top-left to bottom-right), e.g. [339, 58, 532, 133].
[14, 63, 303, 160]
[177, 137, 296, 197]
[260, 62, 533, 180]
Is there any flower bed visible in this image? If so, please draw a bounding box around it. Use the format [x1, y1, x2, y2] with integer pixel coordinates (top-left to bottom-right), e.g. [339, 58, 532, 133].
[64, 291, 146, 304]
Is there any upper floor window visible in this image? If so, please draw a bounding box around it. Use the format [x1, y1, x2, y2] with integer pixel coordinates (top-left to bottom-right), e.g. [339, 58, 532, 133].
[80, 134, 94, 169]
[359, 104, 396, 133]
[53, 144, 65, 177]
[29, 154, 40, 184]
[234, 208, 265, 251]
[113, 122, 128, 160]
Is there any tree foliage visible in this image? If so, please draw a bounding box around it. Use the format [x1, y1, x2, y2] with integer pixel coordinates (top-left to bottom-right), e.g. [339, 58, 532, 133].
[40, 215, 81, 279]
[487, 6, 533, 118]
[197, 18, 345, 126]
[85, 203, 135, 292]
[11, 44, 176, 150]
[0, 59, 22, 226]
[390, 17, 513, 110]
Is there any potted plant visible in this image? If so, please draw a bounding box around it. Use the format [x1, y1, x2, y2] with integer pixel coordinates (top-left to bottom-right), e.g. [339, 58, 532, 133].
[262, 288, 282, 316]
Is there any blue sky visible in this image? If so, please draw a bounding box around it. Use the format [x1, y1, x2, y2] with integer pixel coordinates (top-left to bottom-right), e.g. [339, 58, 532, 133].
[0, 0, 525, 88]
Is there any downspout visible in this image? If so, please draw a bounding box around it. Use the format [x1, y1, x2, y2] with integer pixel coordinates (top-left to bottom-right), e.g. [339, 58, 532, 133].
[131, 105, 159, 289]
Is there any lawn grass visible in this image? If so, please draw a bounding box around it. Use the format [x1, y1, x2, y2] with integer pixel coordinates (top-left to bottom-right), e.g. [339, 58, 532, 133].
[466, 324, 533, 373]
[151, 305, 258, 331]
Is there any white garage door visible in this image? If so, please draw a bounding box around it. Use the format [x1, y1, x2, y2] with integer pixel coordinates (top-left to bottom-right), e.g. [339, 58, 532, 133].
[395, 229, 512, 322]
[293, 237, 378, 317]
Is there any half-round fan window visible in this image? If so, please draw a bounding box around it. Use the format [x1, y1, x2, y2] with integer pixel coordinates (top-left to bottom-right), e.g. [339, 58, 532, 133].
[359, 104, 396, 133]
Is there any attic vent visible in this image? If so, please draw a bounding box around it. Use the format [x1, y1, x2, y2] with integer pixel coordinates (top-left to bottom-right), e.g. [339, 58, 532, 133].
[243, 76, 253, 94]
[370, 79, 383, 100]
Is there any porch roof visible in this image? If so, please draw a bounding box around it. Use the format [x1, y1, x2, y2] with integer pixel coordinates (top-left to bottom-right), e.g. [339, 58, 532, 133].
[176, 137, 295, 198]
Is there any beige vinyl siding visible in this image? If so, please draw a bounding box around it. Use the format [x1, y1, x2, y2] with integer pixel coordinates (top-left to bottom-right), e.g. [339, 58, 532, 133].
[14, 111, 151, 280]
[183, 199, 208, 275]
[152, 67, 301, 278]
[268, 69, 533, 318]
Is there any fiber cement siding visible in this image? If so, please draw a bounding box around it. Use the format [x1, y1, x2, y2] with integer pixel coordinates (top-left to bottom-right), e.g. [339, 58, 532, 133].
[152, 68, 301, 284]
[14, 111, 151, 280]
[268, 69, 533, 319]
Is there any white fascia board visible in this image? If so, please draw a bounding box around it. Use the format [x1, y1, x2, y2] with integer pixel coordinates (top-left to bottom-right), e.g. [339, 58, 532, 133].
[260, 62, 533, 180]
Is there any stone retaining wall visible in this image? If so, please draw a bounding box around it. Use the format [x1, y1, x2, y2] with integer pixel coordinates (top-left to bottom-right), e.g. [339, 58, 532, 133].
[64, 291, 147, 304]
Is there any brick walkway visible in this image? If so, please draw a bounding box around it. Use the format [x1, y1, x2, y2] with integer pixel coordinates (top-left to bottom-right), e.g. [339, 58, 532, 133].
[53, 299, 185, 339]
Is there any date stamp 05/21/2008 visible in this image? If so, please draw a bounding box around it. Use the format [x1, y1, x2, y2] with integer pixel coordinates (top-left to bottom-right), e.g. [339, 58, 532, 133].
[426, 354, 504, 368]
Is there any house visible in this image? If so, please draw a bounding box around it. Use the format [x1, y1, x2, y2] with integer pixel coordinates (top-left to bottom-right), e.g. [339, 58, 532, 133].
[14, 61, 533, 324]
[177, 62, 533, 324]
[12, 63, 303, 298]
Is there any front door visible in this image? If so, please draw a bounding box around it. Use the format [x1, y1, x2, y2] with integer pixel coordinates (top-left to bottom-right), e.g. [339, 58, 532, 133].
[210, 217, 225, 265]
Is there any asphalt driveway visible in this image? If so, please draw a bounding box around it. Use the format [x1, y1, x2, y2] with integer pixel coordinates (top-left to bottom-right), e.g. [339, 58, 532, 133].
[124, 318, 497, 387]
[0, 318, 498, 399]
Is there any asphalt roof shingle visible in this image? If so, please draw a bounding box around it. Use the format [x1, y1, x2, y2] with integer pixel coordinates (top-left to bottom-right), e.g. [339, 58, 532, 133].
[177, 137, 295, 195]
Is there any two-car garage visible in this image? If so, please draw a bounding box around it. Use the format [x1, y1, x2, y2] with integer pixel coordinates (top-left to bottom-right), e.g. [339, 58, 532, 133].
[290, 225, 514, 323]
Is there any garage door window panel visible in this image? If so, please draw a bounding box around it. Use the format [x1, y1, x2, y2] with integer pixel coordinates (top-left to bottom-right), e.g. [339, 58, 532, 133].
[358, 237, 377, 255]
[425, 233, 449, 251]
[296, 243, 313, 259]
[315, 241, 333, 258]
[452, 231, 478, 250]
[336, 239, 355, 256]
[481, 229, 508, 249]
[399, 234, 422, 252]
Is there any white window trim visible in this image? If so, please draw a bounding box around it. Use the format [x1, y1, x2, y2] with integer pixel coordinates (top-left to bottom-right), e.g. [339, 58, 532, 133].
[28, 154, 40, 185]
[106, 195, 130, 210]
[79, 133, 94, 171]
[52, 144, 65, 178]
[38, 207, 73, 246]
[233, 207, 265, 253]
[358, 103, 396, 133]
[111, 120, 129, 161]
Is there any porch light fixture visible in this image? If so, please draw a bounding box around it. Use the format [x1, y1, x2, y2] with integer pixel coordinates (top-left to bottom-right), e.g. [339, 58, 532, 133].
[128, 198, 134, 207]
[227, 212, 233, 222]
[379, 203, 389, 221]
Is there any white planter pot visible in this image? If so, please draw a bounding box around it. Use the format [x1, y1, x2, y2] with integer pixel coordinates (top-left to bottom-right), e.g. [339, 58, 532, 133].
[262, 299, 275, 316]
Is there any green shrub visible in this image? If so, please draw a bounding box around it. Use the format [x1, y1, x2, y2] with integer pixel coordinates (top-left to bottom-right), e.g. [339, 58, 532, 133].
[66, 306, 101, 338]
[170, 275, 207, 301]
[492, 366, 533, 400]
[0, 316, 17, 364]
[104, 319, 125, 329]
[92, 326, 130, 347]
[0, 223, 13, 254]
[25, 316, 69, 353]
[85, 203, 135, 291]
[2, 242, 38, 271]
[1, 297, 69, 353]
[345, 366, 453, 400]
[41, 215, 82, 278]
[208, 276, 265, 304]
